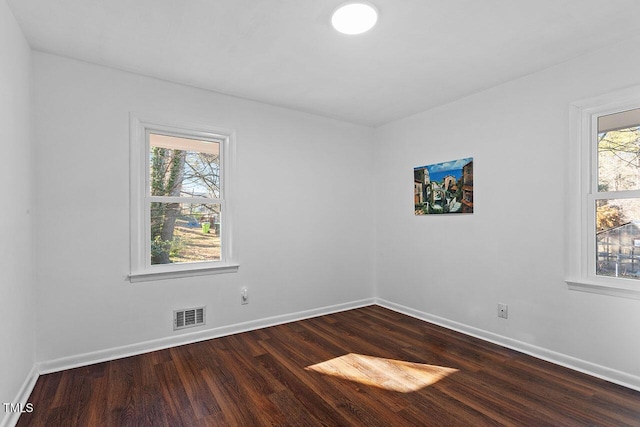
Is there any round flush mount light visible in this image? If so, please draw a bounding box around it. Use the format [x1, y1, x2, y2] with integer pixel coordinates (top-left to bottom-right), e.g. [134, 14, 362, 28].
[331, 2, 378, 35]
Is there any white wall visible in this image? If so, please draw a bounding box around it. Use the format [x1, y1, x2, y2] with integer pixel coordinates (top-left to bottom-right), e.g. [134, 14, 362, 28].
[33, 53, 375, 364]
[374, 36, 640, 387]
[0, 0, 35, 421]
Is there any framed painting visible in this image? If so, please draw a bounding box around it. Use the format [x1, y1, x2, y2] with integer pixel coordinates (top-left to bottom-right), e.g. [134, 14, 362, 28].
[414, 157, 473, 215]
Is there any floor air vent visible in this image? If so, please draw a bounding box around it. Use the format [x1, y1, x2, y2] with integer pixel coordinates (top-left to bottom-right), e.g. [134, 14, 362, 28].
[174, 306, 205, 330]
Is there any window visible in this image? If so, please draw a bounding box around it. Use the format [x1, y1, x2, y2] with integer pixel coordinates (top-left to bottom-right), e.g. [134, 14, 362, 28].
[595, 109, 640, 279]
[129, 114, 237, 282]
[568, 89, 640, 299]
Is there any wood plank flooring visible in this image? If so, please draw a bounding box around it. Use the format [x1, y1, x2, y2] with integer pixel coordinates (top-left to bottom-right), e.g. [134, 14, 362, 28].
[17, 306, 640, 426]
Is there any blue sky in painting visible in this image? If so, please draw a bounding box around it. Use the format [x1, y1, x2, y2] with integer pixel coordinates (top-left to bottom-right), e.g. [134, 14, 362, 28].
[415, 157, 472, 183]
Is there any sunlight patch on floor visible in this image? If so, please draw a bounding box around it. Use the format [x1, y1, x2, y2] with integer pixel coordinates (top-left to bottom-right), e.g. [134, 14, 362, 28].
[305, 353, 458, 393]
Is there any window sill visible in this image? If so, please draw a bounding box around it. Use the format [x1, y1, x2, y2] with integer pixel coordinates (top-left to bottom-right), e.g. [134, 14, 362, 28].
[565, 278, 640, 300]
[129, 264, 239, 283]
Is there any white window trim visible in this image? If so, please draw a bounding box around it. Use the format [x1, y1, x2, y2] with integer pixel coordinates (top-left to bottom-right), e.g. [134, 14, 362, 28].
[129, 113, 238, 282]
[567, 87, 640, 299]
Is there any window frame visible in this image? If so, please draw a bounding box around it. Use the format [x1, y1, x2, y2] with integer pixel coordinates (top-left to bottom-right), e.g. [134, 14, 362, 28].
[567, 88, 640, 299]
[129, 113, 238, 282]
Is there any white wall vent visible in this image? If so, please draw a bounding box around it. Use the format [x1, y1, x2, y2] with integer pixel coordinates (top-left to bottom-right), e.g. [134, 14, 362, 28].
[174, 306, 205, 330]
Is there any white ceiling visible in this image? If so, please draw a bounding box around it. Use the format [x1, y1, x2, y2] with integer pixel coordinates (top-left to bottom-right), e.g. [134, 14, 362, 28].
[8, 0, 640, 127]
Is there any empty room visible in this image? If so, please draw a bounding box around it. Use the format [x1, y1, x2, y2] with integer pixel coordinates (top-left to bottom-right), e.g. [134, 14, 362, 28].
[2, 0, 640, 426]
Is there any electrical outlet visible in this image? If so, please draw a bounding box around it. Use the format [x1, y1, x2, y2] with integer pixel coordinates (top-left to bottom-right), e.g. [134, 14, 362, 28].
[498, 303, 508, 319]
[241, 287, 248, 305]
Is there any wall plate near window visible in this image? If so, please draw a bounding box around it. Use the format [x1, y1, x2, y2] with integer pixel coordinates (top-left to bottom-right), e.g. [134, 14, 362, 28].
[567, 87, 640, 299]
[129, 113, 238, 282]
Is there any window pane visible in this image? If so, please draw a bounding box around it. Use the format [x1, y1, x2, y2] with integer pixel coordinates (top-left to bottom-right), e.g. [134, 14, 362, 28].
[150, 202, 221, 265]
[596, 198, 640, 279]
[597, 110, 640, 192]
[149, 133, 221, 199]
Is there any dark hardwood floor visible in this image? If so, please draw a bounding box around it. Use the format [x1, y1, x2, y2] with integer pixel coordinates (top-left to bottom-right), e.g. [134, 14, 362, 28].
[17, 305, 640, 426]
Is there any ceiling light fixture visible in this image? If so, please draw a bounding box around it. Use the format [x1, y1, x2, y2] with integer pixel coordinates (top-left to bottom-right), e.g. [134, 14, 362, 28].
[331, 2, 378, 35]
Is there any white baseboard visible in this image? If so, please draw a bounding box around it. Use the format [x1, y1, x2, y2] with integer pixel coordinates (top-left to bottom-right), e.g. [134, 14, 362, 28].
[375, 298, 640, 392]
[0, 364, 39, 427]
[38, 298, 376, 375]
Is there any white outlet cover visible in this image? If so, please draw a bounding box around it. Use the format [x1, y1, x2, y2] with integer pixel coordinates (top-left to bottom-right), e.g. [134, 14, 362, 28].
[498, 303, 508, 318]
